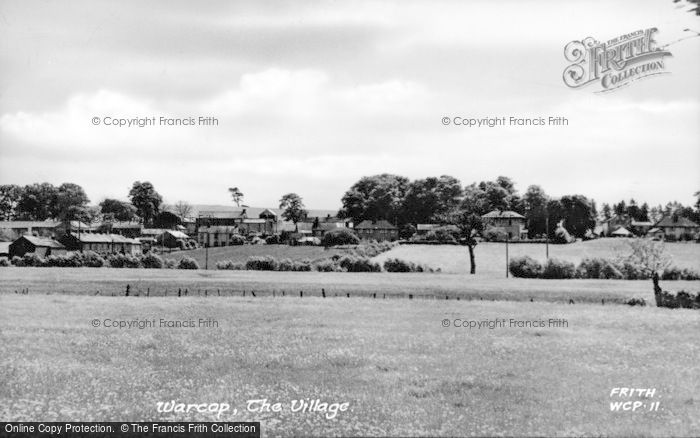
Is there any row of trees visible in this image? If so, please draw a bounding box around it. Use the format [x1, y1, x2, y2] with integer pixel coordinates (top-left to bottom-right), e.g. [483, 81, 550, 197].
[0, 181, 192, 228]
[601, 197, 700, 226]
[336, 174, 600, 239]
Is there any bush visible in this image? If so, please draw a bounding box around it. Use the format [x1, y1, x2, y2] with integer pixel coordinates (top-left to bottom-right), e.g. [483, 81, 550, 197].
[141, 252, 164, 269]
[553, 226, 575, 244]
[164, 258, 177, 269]
[292, 259, 312, 271]
[177, 256, 199, 270]
[11, 256, 23, 266]
[229, 235, 246, 246]
[322, 229, 360, 247]
[338, 255, 381, 272]
[216, 260, 245, 270]
[662, 266, 700, 281]
[21, 253, 46, 267]
[483, 226, 507, 242]
[314, 259, 341, 272]
[508, 256, 543, 278]
[265, 234, 281, 245]
[541, 258, 576, 279]
[383, 258, 429, 273]
[576, 257, 624, 279]
[245, 256, 278, 271]
[79, 251, 105, 268]
[0, 257, 9, 267]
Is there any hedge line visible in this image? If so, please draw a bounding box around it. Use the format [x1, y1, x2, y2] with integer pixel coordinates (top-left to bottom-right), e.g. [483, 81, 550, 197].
[509, 256, 700, 280]
[6, 251, 199, 270]
[216, 254, 433, 273]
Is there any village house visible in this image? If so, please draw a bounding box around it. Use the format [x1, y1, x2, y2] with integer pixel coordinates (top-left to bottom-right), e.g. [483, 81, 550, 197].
[155, 230, 191, 249]
[651, 215, 700, 241]
[354, 220, 399, 241]
[108, 221, 143, 238]
[60, 232, 142, 254]
[9, 235, 66, 258]
[0, 220, 94, 239]
[481, 210, 528, 240]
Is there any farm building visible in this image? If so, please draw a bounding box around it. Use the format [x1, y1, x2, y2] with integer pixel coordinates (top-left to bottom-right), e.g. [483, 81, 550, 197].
[653, 216, 700, 241]
[9, 235, 66, 258]
[354, 220, 398, 241]
[197, 226, 240, 247]
[155, 230, 191, 248]
[108, 221, 143, 238]
[60, 233, 141, 254]
[0, 220, 94, 239]
[481, 210, 528, 240]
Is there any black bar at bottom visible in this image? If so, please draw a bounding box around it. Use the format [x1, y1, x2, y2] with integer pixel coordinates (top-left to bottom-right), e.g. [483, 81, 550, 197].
[0, 422, 260, 438]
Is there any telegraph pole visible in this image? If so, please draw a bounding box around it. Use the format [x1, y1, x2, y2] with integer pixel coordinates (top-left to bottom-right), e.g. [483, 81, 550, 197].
[505, 232, 509, 278]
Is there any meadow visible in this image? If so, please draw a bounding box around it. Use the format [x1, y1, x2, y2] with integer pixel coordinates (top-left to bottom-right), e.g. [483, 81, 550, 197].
[1, 295, 699, 436]
[373, 239, 700, 277]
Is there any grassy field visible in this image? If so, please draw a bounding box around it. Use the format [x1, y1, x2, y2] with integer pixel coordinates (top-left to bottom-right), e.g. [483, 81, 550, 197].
[1, 295, 699, 436]
[373, 239, 700, 277]
[161, 244, 349, 269]
[2, 267, 699, 304]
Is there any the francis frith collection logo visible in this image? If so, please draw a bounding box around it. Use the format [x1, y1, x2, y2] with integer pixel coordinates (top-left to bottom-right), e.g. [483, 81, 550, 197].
[563, 28, 672, 92]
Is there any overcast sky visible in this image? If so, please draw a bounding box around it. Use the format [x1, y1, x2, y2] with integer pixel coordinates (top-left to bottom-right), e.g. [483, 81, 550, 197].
[1, 0, 698, 210]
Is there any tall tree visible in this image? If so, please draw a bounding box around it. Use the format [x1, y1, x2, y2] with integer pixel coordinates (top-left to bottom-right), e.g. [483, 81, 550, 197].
[557, 195, 597, 238]
[100, 199, 137, 222]
[339, 174, 410, 224]
[172, 201, 193, 220]
[16, 183, 58, 220]
[601, 203, 612, 220]
[279, 193, 307, 231]
[55, 183, 90, 220]
[522, 185, 549, 237]
[228, 187, 244, 207]
[401, 175, 462, 224]
[0, 184, 23, 220]
[128, 181, 162, 225]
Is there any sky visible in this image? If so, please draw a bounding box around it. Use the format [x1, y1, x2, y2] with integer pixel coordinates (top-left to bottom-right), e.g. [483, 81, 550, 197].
[0, 0, 698, 210]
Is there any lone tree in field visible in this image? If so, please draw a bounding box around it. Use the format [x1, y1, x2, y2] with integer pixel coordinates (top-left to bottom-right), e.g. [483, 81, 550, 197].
[228, 187, 244, 207]
[443, 209, 483, 275]
[279, 193, 307, 232]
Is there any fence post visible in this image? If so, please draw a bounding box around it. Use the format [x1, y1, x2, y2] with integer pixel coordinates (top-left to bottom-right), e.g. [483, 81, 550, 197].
[409, 294, 413, 300]
[300, 290, 303, 298]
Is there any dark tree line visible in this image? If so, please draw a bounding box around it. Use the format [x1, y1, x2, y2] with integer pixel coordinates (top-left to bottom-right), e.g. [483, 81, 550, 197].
[0, 181, 173, 227]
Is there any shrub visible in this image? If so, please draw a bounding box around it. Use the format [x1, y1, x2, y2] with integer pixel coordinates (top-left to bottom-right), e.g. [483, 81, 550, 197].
[216, 260, 245, 270]
[662, 266, 700, 281]
[483, 226, 507, 242]
[541, 258, 576, 279]
[553, 226, 575, 244]
[177, 256, 199, 270]
[164, 258, 177, 269]
[314, 259, 341, 272]
[626, 297, 647, 307]
[265, 234, 281, 245]
[0, 257, 9, 267]
[11, 256, 24, 266]
[107, 253, 127, 268]
[338, 255, 381, 272]
[322, 229, 360, 247]
[229, 235, 246, 246]
[245, 256, 278, 271]
[80, 251, 105, 268]
[292, 259, 312, 271]
[383, 258, 429, 273]
[576, 257, 624, 279]
[508, 256, 543, 278]
[21, 253, 46, 267]
[141, 252, 164, 269]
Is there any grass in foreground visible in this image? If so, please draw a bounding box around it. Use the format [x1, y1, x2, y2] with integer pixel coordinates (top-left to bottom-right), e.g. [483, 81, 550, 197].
[1, 295, 699, 436]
